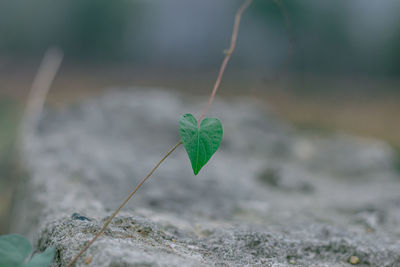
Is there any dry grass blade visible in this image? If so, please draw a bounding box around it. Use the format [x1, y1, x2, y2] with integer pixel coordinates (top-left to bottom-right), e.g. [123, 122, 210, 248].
[5, 47, 63, 234]
[18, 47, 63, 156]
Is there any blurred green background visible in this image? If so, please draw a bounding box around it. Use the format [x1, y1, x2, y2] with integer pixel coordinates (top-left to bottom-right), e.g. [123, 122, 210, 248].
[0, 0, 399, 233]
[1, 0, 400, 76]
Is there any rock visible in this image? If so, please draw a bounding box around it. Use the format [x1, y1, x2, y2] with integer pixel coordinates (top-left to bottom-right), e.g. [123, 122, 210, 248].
[12, 89, 400, 266]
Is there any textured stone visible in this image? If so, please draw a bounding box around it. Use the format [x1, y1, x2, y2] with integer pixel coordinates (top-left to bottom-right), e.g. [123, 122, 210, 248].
[12, 89, 400, 266]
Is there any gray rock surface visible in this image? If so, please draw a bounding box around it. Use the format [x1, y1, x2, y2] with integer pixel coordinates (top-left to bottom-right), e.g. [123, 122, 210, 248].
[13, 89, 400, 266]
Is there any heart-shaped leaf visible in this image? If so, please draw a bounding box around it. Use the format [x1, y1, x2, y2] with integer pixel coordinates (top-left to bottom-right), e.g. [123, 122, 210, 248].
[179, 113, 223, 175]
[0, 234, 55, 267]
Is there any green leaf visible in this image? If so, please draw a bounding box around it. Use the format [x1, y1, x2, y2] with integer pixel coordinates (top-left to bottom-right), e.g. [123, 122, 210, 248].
[0, 234, 55, 267]
[0, 234, 32, 266]
[179, 113, 223, 175]
[26, 247, 56, 267]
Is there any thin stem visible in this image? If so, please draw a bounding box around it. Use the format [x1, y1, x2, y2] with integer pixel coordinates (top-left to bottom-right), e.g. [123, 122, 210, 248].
[66, 141, 182, 267]
[7, 48, 63, 233]
[198, 0, 253, 124]
[67, 0, 252, 265]
[18, 47, 63, 158]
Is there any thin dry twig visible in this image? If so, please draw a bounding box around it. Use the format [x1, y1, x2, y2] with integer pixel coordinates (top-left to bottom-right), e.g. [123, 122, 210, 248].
[17, 47, 63, 156]
[66, 141, 182, 267]
[66, 1, 252, 266]
[6, 48, 63, 233]
[198, 0, 253, 124]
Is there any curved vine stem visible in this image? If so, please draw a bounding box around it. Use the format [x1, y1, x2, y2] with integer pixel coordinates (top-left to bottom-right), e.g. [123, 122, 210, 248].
[66, 1, 252, 266]
[66, 141, 182, 267]
[198, 0, 253, 124]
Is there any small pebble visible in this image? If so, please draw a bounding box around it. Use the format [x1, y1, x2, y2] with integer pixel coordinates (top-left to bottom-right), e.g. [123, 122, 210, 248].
[84, 255, 92, 265]
[349, 256, 360, 265]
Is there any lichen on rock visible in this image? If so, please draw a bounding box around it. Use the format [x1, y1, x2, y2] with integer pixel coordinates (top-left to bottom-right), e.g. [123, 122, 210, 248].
[12, 89, 400, 266]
